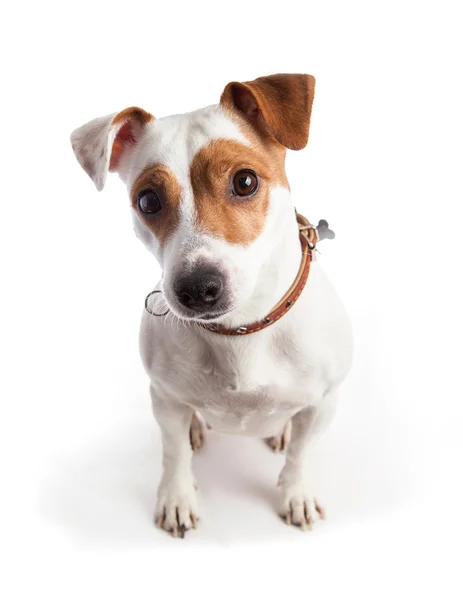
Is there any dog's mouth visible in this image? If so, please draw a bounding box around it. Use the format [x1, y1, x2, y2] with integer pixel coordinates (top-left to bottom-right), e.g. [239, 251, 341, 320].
[193, 309, 231, 322]
[168, 305, 233, 323]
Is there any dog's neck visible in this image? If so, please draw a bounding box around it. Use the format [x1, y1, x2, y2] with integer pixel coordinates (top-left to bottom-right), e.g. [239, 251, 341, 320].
[213, 209, 303, 331]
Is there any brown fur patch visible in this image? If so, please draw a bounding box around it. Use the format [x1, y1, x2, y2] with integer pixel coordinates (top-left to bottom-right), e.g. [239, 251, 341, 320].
[130, 164, 181, 247]
[112, 106, 154, 128]
[220, 73, 315, 151]
[190, 137, 287, 245]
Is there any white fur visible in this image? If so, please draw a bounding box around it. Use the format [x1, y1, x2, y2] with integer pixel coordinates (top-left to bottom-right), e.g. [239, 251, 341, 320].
[71, 101, 353, 533]
[71, 112, 117, 191]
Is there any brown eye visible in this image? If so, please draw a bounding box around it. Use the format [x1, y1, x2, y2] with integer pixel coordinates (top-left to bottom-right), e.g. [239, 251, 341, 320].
[232, 169, 258, 197]
[138, 189, 162, 214]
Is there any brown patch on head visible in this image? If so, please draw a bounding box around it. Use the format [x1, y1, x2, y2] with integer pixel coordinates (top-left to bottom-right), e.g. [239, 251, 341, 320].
[221, 73, 315, 151]
[130, 164, 181, 247]
[110, 107, 154, 171]
[190, 137, 287, 245]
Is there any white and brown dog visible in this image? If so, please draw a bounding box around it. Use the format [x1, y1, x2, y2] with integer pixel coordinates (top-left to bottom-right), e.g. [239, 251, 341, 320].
[71, 73, 353, 537]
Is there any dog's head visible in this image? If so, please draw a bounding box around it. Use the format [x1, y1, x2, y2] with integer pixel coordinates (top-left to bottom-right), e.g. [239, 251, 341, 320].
[71, 74, 315, 322]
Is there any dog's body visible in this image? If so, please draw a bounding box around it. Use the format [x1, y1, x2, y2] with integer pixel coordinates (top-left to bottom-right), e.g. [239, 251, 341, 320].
[71, 74, 353, 536]
[141, 262, 351, 439]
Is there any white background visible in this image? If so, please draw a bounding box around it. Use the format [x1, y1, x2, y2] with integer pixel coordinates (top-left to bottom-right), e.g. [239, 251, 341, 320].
[1, 1, 462, 598]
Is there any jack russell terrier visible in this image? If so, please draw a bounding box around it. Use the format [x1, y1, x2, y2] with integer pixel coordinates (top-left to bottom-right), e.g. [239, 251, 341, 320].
[71, 73, 353, 537]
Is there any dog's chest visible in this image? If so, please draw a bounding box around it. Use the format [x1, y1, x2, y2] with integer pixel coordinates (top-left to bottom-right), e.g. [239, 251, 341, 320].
[169, 331, 313, 437]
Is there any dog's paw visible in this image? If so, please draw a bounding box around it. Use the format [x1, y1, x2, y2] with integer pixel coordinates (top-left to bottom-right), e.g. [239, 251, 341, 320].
[265, 421, 292, 453]
[190, 413, 205, 452]
[279, 482, 325, 531]
[155, 478, 199, 538]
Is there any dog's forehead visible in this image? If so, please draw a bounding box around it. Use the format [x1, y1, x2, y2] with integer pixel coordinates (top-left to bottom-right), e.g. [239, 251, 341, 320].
[131, 104, 248, 185]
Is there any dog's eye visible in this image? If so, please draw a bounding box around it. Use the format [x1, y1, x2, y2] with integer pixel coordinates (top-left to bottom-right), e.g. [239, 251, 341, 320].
[232, 170, 258, 197]
[138, 189, 162, 215]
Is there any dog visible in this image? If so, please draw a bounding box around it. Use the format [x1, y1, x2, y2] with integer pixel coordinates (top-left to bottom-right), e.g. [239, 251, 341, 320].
[71, 73, 353, 537]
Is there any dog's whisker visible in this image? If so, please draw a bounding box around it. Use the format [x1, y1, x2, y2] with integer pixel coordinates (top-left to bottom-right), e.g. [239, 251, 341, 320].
[168, 312, 176, 333]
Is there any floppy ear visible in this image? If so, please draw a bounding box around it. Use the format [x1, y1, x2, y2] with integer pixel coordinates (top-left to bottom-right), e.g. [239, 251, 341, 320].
[220, 73, 315, 151]
[70, 107, 154, 191]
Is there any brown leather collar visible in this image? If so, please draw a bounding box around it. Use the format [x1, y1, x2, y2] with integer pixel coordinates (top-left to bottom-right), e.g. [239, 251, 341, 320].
[201, 212, 317, 336]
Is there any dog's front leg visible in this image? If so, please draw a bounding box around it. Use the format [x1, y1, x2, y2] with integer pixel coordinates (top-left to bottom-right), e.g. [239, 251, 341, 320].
[151, 386, 199, 538]
[278, 393, 336, 530]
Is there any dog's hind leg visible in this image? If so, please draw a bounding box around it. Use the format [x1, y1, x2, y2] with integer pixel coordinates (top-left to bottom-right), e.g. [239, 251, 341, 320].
[190, 412, 206, 452]
[265, 420, 292, 453]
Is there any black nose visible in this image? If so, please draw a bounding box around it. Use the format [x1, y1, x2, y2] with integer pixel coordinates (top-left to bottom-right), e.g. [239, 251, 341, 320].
[174, 269, 224, 312]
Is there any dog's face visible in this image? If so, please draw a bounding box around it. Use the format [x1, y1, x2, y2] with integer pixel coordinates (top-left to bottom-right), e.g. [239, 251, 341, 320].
[71, 74, 315, 322]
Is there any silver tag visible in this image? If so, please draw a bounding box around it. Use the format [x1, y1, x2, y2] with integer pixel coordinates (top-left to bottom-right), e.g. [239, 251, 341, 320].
[316, 219, 335, 242]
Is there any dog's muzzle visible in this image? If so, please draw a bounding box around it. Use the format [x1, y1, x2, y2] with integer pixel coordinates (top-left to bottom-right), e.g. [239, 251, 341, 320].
[145, 212, 335, 334]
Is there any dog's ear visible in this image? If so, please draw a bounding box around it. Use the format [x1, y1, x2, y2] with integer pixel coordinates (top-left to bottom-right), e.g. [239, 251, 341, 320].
[221, 74, 315, 151]
[70, 107, 154, 191]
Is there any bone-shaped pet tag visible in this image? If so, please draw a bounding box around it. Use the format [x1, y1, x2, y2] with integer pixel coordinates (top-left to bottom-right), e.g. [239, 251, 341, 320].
[315, 219, 335, 242]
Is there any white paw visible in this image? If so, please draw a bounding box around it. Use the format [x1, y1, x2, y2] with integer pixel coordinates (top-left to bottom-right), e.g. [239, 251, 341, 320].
[155, 477, 199, 538]
[279, 482, 325, 531]
[265, 421, 292, 453]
